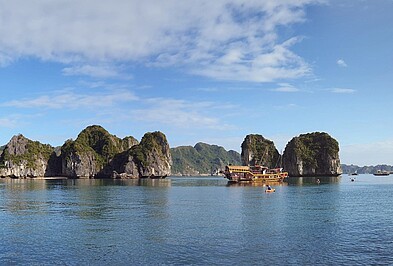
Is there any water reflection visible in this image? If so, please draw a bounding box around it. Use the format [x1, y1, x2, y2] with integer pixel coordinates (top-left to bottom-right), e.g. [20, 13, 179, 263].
[0, 177, 172, 190]
[225, 176, 341, 187]
[169, 177, 228, 187]
[286, 176, 341, 186]
[0, 178, 171, 218]
[226, 181, 287, 187]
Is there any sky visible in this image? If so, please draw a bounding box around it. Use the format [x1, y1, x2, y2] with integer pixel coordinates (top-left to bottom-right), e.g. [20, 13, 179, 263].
[0, 0, 392, 166]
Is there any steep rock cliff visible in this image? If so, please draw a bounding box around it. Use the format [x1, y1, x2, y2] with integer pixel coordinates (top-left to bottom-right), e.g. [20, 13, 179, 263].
[0, 134, 56, 177]
[241, 134, 280, 168]
[113, 131, 172, 178]
[61, 125, 138, 178]
[283, 132, 342, 177]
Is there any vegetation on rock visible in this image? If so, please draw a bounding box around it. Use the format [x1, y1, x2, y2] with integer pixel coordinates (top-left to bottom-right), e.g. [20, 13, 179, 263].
[61, 125, 138, 176]
[171, 142, 241, 175]
[0, 126, 345, 179]
[283, 132, 341, 176]
[241, 134, 280, 168]
[130, 131, 168, 168]
[110, 131, 172, 178]
[64, 125, 137, 165]
[0, 134, 54, 170]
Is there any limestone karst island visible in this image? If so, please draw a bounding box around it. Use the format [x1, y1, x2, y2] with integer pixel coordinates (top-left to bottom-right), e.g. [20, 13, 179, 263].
[0, 125, 342, 180]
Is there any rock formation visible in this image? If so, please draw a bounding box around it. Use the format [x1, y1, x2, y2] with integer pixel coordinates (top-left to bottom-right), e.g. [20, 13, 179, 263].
[283, 132, 342, 177]
[241, 134, 280, 168]
[0, 125, 172, 179]
[111, 131, 172, 178]
[170, 142, 241, 176]
[61, 125, 138, 178]
[0, 134, 55, 178]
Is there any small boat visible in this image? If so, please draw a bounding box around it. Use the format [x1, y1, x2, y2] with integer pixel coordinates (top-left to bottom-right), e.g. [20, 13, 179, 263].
[223, 165, 288, 183]
[373, 170, 390, 176]
[265, 188, 276, 193]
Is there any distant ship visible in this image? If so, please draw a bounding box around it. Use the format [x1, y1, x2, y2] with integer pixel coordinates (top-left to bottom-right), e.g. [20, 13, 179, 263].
[373, 170, 390, 176]
[223, 165, 288, 183]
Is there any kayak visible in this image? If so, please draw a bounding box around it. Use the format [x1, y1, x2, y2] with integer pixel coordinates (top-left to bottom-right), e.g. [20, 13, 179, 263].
[265, 188, 276, 193]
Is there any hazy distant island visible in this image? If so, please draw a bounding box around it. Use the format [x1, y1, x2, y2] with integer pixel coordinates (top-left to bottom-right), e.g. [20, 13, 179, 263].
[341, 164, 393, 175]
[0, 125, 351, 179]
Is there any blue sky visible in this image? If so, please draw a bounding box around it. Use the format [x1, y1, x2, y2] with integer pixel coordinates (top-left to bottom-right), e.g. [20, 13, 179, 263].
[0, 0, 392, 166]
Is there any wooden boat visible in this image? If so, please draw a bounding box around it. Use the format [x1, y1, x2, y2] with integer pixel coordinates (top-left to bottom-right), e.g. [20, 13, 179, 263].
[223, 165, 288, 183]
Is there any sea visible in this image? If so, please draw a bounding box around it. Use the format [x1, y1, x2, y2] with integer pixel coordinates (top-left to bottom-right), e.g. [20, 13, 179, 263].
[1, 174, 393, 265]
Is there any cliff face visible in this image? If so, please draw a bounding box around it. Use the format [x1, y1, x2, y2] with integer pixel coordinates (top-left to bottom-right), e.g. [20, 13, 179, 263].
[0, 126, 172, 179]
[283, 132, 342, 177]
[113, 131, 172, 178]
[241, 134, 280, 168]
[0, 134, 56, 178]
[61, 125, 139, 178]
[170, 142, 241, 176]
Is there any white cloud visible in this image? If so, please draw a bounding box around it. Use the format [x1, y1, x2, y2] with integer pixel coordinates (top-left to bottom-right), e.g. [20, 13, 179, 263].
[1, 88, 235, 132]
[272, 83, 299, 92]
[0, 0, 321, 82]
[132, 98, 236, 130]
[2, 89, 138, 109]
[0, 113, 44, 130]
[0, 52, 13, 67]
[329, 88, 356, 94]
[0, 117, 18, 128]
[274, 103, 299, 110]
[337, 59, 348, 67]
[62, 64, 132, 79]
[191, 37, 311, 82]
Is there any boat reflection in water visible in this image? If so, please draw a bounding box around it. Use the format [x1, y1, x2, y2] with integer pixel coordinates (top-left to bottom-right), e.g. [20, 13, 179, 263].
[226, 181, 287, 187]
[285, 175, 341, 186]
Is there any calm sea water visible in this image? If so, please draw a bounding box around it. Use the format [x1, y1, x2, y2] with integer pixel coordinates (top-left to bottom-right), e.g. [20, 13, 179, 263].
[1, 175, 393, 265]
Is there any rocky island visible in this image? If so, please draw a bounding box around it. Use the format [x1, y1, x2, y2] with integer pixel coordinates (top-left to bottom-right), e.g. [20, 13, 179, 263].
[237, 132, 342, 177]
[0, 125, 172, 179]
[0, 126, 342, 179]
[171, 143, 241, 176]
[283, 132, 342, 177]
[241, 134, 281, 168]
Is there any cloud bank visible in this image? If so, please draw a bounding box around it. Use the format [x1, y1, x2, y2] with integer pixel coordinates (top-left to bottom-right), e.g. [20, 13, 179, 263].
[0, 0, 321, 82]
